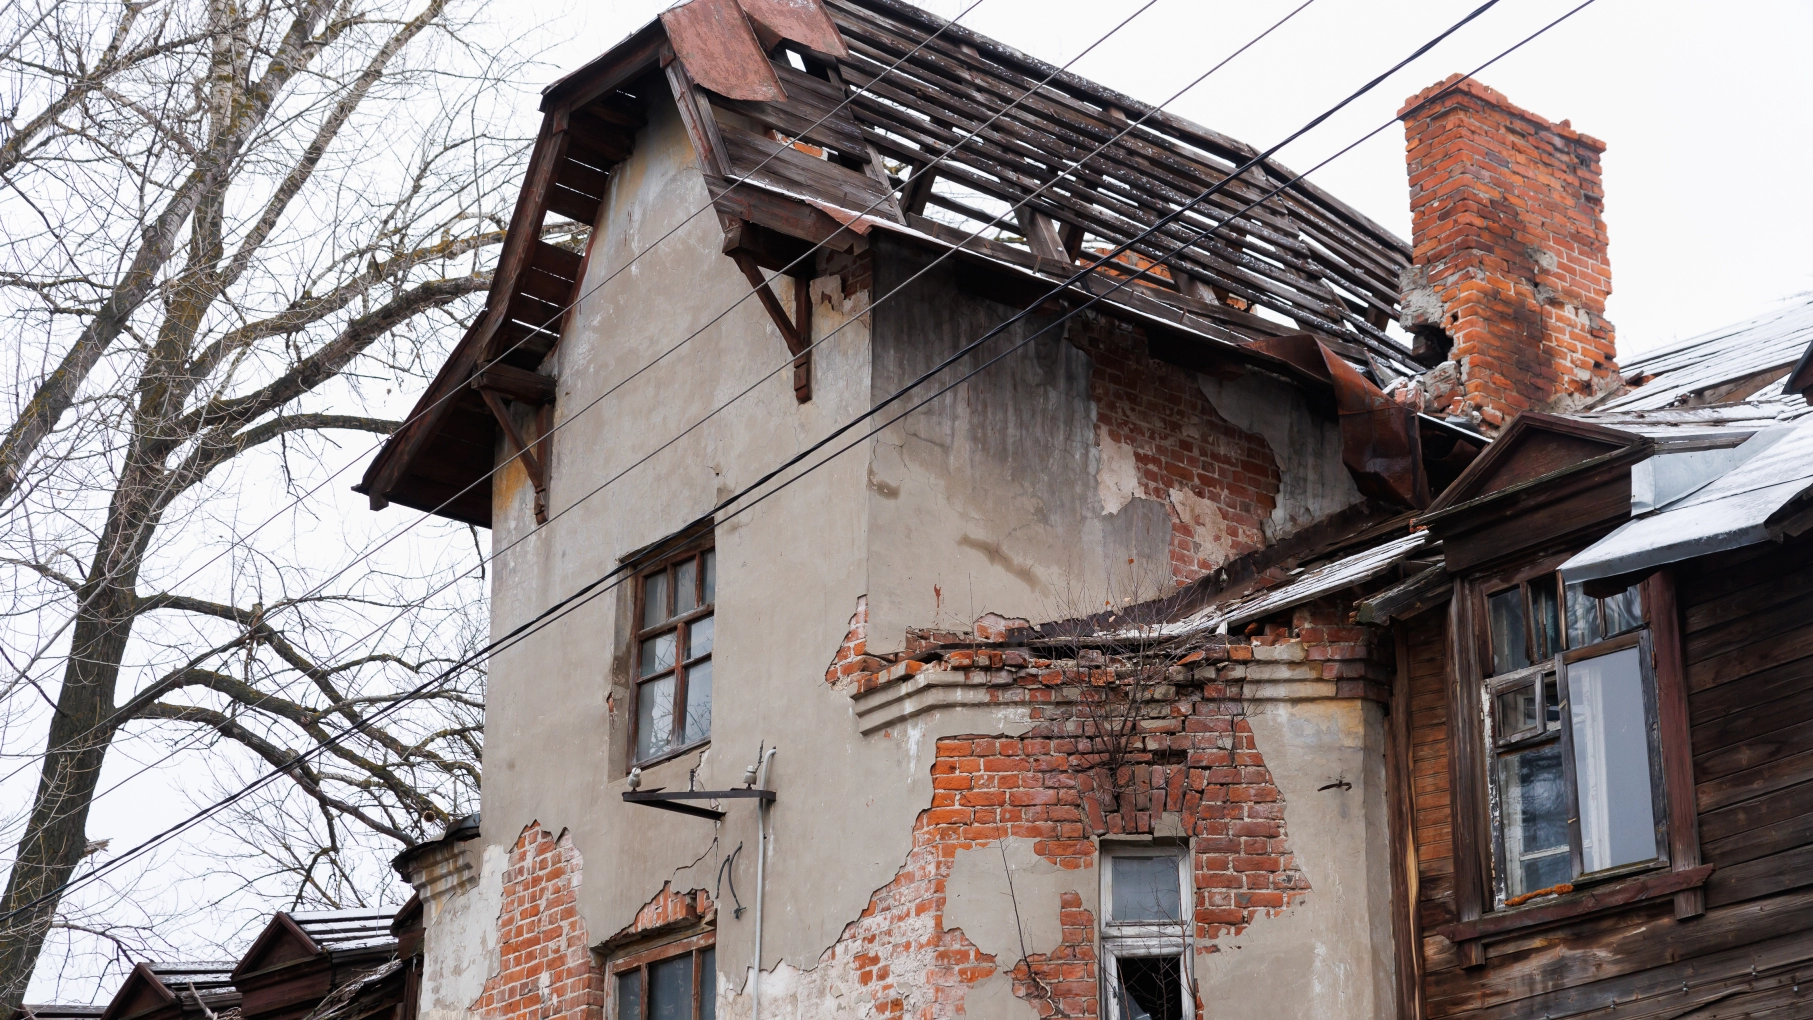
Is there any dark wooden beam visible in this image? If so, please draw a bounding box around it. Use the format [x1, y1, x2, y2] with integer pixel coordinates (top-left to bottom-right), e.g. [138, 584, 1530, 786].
[472, 365, 556, 406]
[477, 388, 549, 524]
[729, 250, 811, 403]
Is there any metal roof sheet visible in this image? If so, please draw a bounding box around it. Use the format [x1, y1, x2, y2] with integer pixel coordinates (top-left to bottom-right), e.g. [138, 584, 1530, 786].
[290, 910, 399, 954]
[1561, 416, 1813, 582]
[1117, 532, 1428, 640]
[1604, 297, 1813, 411]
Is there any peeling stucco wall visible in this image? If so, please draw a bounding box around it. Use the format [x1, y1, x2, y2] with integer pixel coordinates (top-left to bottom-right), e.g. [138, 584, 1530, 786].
[468, 83, 1398, 1020]
[1195, 371, 1365, 545]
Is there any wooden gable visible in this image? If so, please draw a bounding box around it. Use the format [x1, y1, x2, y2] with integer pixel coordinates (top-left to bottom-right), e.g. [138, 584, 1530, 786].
[233, 913, 324, 980]
[1425, 413, 1642, 513]
[99, 967, 177, 1020]
[1418, 413, 1650, 572]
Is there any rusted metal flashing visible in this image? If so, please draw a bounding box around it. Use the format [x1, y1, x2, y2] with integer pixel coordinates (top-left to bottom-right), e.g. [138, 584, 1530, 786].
[661, 0, 787, 102]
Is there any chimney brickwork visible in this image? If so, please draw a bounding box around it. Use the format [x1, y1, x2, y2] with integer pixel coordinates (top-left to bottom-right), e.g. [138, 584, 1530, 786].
[1399, 75, 1618, 431]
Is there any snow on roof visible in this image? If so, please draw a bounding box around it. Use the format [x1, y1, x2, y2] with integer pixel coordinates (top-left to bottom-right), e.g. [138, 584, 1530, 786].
[1114, 532, 1429, 640]
[290, 909, 398, 953]
[1604, 297, 1813, 411]
[1561, 415, 1813, 582]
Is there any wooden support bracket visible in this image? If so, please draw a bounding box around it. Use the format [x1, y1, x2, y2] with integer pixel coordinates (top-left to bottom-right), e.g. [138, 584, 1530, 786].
[474, 367, 556, 523]
[730, 249, 813, 402]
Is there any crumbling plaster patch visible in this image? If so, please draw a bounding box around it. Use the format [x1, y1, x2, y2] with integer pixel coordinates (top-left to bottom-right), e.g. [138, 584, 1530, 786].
[1195, 700, 1395, 1020]
[1195, 371, 1363, 544]
[418, 842, 505, 1020]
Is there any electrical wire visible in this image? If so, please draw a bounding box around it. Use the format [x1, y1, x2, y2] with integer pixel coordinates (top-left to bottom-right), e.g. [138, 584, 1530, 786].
[0, 0, 1174, 798]
[0, 0, 997, 711]
[0, 0, 1597, 928]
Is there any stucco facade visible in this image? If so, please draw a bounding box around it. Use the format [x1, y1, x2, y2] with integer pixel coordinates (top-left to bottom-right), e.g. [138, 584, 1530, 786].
[414, 69, 1406, 1020]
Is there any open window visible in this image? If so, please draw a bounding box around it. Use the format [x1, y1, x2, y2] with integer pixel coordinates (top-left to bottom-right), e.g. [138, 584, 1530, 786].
[614, 938, 714, 1020]
[633, 546, 715, 764]
[1480, 572, 1665, 908]
[1100, 849, 1191, 1020]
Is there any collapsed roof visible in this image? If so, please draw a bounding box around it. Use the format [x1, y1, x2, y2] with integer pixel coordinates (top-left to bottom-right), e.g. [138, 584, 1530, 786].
[358, 0, 1429, 527]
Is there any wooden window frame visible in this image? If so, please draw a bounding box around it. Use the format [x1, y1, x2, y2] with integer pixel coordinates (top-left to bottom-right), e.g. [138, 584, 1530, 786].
[631, 543, 715, 766]
[1442, 562, 1705, 960]
[610, 931, 715, 1020]
[1099, 847, 1193, 1020]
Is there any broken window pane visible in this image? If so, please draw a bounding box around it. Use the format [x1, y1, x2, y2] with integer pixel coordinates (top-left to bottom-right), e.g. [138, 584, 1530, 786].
[1569, 647, 1660, 872]
[618, 970, 641, 1020]
[699, 950, 715, 1020]
[1545, 675, 1561, 728]
[1496, 743, 1571, 897]
[1488, 588, 1530, 676]
[1111, 856, 1181, 922]
[684, 660, 712, 746]
[1117, 956, 1184, 1020]
[644, 571, 669, 628]
[648, 953, 692, 1020]
[637, 675, 675, 761]
[688, 616, 713, 660]
[1564, 581, 1601, 649]
[1495, 681, 1538, 742]
[675, 559, 698, 615]
[1529, 575, 1561, 660]
[1602, 585, 1643, 637]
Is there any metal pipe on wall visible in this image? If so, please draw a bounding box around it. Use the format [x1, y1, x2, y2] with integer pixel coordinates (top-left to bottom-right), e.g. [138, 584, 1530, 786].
[751, 747, 779, 1020]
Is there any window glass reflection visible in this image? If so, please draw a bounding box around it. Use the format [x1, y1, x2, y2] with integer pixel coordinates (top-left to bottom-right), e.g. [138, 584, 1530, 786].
[1497, 743, 1571, 897]
[1570, 647, 1660, 872]
[637, 675, 675, 761]
[1111, 856, 1181, 921]
[648, 955, 692, 1020]
[1488, 588, 1530, 675]
[684, 661, 712, 746]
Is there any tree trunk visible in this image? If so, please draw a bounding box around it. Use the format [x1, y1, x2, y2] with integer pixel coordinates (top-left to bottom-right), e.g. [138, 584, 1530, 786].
[0, 489, 153, 1011]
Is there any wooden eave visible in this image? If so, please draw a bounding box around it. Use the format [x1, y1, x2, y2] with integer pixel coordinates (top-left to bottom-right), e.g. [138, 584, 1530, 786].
[357, 41, 654, 526]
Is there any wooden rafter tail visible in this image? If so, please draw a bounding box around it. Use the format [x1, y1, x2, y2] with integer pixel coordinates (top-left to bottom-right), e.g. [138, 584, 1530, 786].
[729, 250, 812, 404]
[474, 369, 557, 524]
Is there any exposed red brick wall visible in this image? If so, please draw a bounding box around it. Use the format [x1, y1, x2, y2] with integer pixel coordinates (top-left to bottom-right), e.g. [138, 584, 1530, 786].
[1399, 75, 1617, 431]
[1072, 314, 1281, 584]
[613, 883, 713, 941]
[474, 824, 604, 1020]
[826, 596, 884, 685]
[814, 628, 1376, 1020]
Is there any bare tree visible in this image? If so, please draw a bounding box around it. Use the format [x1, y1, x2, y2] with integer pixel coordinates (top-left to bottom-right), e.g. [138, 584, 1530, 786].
[0, 0, 551, 1004]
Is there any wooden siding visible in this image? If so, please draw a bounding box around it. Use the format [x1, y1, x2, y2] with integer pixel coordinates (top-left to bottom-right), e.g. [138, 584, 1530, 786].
[1407, 608, 1456, 941]
[1413, 533, 1813, 1018]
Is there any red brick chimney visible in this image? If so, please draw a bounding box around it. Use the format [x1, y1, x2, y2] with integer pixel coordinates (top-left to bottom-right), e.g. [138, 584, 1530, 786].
[1398, 75, 1618, 431]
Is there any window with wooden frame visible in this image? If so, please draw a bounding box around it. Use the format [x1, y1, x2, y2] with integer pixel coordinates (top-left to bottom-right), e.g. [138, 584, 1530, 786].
[613, 935, 714, 1020]
[1099, 848, 1191, 1020]
[633, 546, 715, 764]
[1477, 568, 1667, 908]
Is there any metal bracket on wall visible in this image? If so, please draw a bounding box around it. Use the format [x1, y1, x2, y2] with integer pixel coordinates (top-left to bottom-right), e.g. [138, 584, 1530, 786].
[621, 787, 776, 821]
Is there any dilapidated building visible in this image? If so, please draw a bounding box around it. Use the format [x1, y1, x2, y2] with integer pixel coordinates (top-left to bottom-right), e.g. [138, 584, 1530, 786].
[359, 1, 1813, 1019]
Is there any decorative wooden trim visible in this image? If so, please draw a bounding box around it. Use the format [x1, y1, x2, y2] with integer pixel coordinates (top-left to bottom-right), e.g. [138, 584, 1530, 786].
[1387, 625, 1426, 1019]
[1445, 583, 1488, 968]
[476, 388, 549, 524]
[729, 251, 812, 403]
[666, 60, 730, 179]
[1432, 864, 1713, 943]
[1645, 567, 1704, 919]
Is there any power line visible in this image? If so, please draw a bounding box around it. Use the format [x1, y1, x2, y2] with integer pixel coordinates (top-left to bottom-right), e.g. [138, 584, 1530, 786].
[1, 0, 1592, 928]
[0, 0, 996, 710]
[0, 0, 1175, 799]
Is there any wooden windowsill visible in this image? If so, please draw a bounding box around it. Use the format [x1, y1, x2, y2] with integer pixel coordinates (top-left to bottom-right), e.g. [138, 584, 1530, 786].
[1433, 864, 1713, 943]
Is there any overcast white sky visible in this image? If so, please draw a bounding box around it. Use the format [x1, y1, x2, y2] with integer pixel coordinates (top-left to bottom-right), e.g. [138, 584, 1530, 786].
[21, 0, 1813, 1003]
